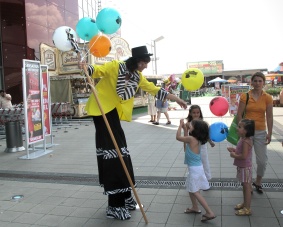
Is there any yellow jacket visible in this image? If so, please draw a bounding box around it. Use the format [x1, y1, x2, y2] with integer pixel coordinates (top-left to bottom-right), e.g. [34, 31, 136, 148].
[85, 60, 160, 121]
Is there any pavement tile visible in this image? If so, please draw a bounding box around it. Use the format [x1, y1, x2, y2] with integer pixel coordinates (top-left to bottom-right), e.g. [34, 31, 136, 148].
[0, 97, 282, 226]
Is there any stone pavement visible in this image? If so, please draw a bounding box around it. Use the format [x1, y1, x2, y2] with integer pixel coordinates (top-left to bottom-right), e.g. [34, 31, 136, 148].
[0, 96, 282, 226]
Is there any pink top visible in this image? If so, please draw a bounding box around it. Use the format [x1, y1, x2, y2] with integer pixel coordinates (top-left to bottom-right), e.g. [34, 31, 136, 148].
[233, 137, 252, 168]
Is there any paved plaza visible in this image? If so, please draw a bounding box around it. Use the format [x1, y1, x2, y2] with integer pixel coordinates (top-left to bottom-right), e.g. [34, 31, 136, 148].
[0, 96, 282, 226]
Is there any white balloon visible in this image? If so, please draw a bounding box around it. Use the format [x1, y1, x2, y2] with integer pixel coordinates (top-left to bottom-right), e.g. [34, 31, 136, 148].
[52, 26, 77, 52]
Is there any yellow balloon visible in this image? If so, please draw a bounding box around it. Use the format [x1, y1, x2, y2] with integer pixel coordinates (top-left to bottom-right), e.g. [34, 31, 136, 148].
[181, 68, 204, 91]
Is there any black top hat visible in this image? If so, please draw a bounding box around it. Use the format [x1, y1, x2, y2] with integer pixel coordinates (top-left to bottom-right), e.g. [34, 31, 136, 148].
[131, 46, 153, 58]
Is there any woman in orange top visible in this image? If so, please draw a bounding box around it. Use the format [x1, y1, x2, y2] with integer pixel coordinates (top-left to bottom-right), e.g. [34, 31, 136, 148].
[237, 72, 273, 194]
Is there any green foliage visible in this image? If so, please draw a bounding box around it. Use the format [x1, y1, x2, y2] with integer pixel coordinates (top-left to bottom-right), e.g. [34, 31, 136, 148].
[265, 87, 282, 97]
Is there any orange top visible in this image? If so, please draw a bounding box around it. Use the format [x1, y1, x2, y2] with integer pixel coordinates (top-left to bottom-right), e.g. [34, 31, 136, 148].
[240, 90, 273, 130]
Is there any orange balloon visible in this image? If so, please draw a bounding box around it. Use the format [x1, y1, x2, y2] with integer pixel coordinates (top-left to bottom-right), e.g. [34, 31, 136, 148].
[89, 35, 111, 57]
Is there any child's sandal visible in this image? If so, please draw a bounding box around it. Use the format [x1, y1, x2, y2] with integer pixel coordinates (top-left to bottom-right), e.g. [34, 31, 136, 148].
[234, 203, 244, 210]
[235, 207, 252, 216]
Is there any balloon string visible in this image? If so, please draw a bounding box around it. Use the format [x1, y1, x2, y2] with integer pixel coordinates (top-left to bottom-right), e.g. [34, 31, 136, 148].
[80, 34, 102, 62]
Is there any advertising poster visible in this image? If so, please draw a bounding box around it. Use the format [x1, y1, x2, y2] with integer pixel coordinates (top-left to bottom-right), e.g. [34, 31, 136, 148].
[41, 65, 51, 136]
[229, 86, 250, 115]
[221, 84, 230, 99]
[23, 60, 44, 144]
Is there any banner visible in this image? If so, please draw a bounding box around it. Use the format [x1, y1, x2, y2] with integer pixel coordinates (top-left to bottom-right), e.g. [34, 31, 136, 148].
[41, 65, 51, 136]
[22, 60, 44, 144]
[186, 60, 223, 75]
[228, 86, 250, 115]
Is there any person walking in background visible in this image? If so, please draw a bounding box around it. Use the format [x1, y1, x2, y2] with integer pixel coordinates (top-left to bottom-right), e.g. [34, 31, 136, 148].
[176, 119, 216, 222]
[147, 92, 156, 123]
[185, 105, 214, 181]
[227, 119, 255, 216]
[79, 46, 187, 220]
[153, 98, 171, 125]
[0, 90, 12, 109]
[237, 72, 273, 194]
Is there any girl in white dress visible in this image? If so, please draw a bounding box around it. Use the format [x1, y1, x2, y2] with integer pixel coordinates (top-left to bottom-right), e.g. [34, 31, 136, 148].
[176, 119, 216, 222]
[186, 105, 214, 181]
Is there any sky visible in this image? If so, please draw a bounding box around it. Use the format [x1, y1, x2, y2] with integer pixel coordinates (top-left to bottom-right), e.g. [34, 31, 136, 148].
[102, 0, 283, 75]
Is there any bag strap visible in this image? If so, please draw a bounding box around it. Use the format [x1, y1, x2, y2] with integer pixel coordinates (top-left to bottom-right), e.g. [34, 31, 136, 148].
[242, 92, 249, 118]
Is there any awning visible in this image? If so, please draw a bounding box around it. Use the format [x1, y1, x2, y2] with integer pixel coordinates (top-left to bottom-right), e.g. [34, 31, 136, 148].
[207, 77, 227, 83]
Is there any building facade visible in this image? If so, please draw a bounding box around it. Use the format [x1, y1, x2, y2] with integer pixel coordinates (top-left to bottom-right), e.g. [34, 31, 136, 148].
[0, 0, 97, 104]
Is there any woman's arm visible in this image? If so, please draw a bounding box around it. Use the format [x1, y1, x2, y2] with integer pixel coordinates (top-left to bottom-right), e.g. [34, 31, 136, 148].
[265, 103, 273, 144]
[236, 100, 245, 124]
[166, 93, 187, 109]
[139, 76, 187, 109]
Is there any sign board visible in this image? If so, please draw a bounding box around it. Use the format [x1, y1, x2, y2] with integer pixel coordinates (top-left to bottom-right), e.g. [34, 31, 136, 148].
[41, 65, 51, 136]
[187, 60, 223, 75]
[22, 60, 44, 144]
[223, 85, 250, 115]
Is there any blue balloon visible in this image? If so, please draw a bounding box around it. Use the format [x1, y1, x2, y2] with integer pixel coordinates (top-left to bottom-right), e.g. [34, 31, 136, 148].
[96, 8, 122, 34]
[76, 17, 99, 41]
[209, 122, 228, 142]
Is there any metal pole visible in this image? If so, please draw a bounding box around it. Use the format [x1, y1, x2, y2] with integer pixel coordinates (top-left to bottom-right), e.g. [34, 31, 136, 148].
[151, 41, 155, 75]
[154, 40, 157, 75]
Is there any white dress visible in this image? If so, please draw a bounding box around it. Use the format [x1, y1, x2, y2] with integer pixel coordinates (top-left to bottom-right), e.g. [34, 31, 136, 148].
[184, 144, 210, 193]
[147, 94, 157, 115]
[185, 165, 210, 193]
[200, 143, 212, 180]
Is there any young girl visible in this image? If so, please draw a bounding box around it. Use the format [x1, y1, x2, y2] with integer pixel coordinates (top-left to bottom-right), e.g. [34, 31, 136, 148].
[186, 105, 214, 181]
[177, 119, 216, 222]
[227, 119, 255, 216]
[153, 98, 171, 125]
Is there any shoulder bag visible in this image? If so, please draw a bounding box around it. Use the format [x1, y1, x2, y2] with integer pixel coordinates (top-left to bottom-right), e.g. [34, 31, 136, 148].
[226, 93, 249, 145]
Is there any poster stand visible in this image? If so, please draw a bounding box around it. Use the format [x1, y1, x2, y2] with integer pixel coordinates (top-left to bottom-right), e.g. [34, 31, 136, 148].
[19, 143, 53, 160]
[19, 62, 54, 160]
[34, 133, 59, 149]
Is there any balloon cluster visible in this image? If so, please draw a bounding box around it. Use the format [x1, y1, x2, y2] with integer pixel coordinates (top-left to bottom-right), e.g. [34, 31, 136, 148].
[164, 74, 180, 93]
[209, 97, 229, 142]
[52, 8, 121, 58]
[179, 67, 229, 143]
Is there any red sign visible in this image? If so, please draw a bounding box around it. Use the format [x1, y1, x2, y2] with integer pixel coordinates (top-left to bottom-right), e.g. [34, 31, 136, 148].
[23, 60, 44, 144]
[41, 65, 51, 136]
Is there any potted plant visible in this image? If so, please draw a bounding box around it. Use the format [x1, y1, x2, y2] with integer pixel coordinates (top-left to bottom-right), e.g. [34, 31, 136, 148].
[265, 87, 282, 106]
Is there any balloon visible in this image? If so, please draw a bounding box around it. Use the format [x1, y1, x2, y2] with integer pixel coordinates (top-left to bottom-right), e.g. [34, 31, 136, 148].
[209, 122, 228, 142]
[52, 26, 77, 52]
[96, 8, 122, 34]
[181, 68, 204, 91]
[89, 35, 111, 57]
[209, 97, 229, 116]
[76, 17, 99, 41]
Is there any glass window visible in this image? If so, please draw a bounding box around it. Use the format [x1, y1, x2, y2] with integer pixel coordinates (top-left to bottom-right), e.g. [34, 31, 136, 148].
[65, 1, 78, 15]
[0, 41, 2, 65]
[0, 68, 3, 89]
[65, 11, 79, 31]
[47, 0, 64, 8]
[2, 43, 26, 68]
[26, 22, 48, 53]
[25, 0, 47, 27]
[47, 2, 65, 29]
[3, 67, 23, 103]
[48, 28, 55, 47]
[1, 1, 26, 45]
